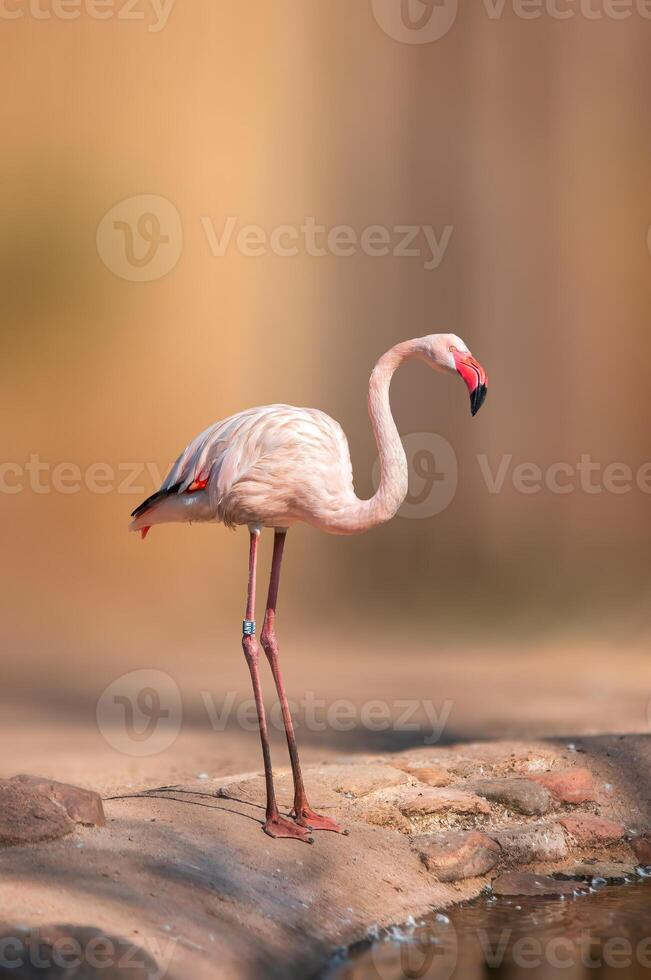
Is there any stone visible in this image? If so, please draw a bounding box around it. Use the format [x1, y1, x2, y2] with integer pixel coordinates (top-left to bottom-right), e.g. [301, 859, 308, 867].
[323, 763, 410, 799]
[470, 778, 553, 816]
[561, 862, 637, 885]
[10, 775, 106, 827]
[491, 823, 568, 863]
[414, 831, 501, 882]
[402, 766, 452, 788]
[560, 814, 624, 844]
[354, 801, 412, 833]
[631, 835, 651, 866]
[0, 782, 74, 847]
[492, 872, 589, 897]
[398, 788, 490, 818]
[530, 768, 595, 804]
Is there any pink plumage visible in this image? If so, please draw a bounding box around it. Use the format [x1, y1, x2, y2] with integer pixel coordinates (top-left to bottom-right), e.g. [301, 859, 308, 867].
[130, 334, 487, 843]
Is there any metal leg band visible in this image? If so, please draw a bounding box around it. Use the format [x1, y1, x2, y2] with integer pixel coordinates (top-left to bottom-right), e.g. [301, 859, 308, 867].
[242, 620, 256, 636]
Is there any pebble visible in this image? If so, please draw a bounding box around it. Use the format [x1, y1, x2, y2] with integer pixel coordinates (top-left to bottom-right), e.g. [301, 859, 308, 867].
[415, 831, 501, 883]
[530, 768, 595, 804]
[470, 777, 553, 816]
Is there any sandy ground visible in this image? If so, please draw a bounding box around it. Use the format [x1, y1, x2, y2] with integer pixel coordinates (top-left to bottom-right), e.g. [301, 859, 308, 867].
[1, 735, 650, 980]
[1, 634, 650, 978]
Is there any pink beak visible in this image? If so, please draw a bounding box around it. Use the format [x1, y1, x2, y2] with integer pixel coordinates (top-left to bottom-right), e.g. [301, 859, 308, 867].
[453, 350, 488, 416]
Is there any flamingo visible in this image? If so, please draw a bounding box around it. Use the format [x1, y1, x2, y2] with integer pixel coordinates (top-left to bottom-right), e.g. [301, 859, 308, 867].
[130, 334, 487, 843]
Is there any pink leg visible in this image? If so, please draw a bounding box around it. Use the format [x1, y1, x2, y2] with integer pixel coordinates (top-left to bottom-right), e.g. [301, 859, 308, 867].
[260, 530, 347, 835]
[241, 528, 313, 844]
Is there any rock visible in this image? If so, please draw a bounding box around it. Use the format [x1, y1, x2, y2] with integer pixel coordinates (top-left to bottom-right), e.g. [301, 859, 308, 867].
[353, 786, 490, 833]
[530, 768, 595, 804]
[492, 872, 589, 897]
[560, 814, 624, 844]
[451, 741, 560, 776]
[0, 782, 74, 847]
[398, 788, 490, 818]
[414, 831, 501, 882]
[401, 766, 452, 788]
[470, 778, 552, 816]
[446, 758, 482, 779]
[324, 764, 411, 799]
[10, 775, 106, 827]
[512, 754, 564, 776]
[354, 802, 412, 833]
[559, 862, 637, 885]
[631, 835, 651, 866]
[491, 823, 568, 863]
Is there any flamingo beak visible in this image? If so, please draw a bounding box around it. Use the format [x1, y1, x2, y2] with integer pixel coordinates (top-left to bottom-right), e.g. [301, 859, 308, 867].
[453, 351, 488, 416]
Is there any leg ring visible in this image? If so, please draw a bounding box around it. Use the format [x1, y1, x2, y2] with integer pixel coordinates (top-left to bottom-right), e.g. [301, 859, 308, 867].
[242, 620, 256, 636]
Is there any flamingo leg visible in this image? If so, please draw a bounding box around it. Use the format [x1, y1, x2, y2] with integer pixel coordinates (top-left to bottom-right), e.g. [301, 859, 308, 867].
[241, 528, 313, 844]
[260, 530, 347, 835]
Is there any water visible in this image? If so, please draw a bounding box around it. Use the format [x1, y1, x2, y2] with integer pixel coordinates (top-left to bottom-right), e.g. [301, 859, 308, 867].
[333, 880, 651, 979]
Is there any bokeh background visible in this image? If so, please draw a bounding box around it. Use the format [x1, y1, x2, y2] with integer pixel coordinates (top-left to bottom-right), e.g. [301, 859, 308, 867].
[2, 0, 651, 787]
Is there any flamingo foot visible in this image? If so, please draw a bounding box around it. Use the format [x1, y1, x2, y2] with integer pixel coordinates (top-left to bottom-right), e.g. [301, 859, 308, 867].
[264, 814, 314, 843]
[293, 807, 348, 835]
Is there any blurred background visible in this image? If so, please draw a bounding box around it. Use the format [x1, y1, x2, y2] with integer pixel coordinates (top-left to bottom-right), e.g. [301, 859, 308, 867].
[2, 0, 651, 788]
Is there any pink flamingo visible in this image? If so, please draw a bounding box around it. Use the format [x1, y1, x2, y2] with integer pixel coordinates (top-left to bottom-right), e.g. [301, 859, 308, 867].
[130, 334, 487, 843]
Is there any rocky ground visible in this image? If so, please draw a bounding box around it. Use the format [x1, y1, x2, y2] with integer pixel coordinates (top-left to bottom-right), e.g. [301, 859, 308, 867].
[1, 735, 651, 979]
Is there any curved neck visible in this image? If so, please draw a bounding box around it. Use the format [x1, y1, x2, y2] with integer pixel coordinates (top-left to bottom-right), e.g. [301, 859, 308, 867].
[338, 340, 426, 534]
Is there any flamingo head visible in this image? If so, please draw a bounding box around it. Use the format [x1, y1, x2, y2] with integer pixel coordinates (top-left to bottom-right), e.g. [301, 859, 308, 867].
[421, 334, 488, 416]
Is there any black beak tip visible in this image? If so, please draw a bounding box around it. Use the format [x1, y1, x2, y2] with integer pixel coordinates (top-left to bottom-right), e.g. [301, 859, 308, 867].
[470, 384, 488, 416]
